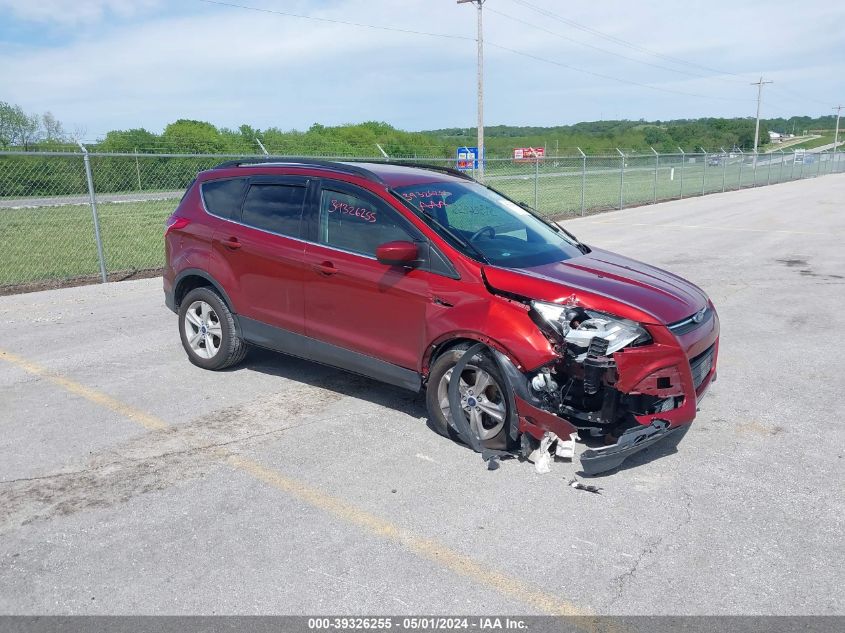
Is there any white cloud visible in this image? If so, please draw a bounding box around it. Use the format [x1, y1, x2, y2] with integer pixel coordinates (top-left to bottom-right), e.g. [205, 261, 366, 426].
[0, 0, 164, 26]
[0, 0, 842, 134]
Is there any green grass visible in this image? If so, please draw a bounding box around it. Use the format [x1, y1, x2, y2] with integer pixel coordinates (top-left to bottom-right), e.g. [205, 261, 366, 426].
[0, 199, 175, 286]
[1, 154, 842, 288]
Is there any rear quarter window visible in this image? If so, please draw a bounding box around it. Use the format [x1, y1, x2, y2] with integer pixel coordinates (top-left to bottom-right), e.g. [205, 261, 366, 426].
[201, 178, 248, 220]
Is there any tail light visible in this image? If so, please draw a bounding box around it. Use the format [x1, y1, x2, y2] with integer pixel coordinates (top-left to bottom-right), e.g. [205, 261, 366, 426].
[165, 215, 190, 235]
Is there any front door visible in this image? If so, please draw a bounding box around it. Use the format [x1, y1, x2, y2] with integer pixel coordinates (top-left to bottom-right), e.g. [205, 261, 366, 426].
[302, 180, 430, 371]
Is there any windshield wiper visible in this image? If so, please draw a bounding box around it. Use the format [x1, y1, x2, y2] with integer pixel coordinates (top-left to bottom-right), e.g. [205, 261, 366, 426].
[516, 201, 590, 254]
[559, 226, 591, 254]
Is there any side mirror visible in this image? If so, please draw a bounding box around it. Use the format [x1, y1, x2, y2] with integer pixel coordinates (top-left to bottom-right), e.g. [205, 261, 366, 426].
[376, 240, 419, 266]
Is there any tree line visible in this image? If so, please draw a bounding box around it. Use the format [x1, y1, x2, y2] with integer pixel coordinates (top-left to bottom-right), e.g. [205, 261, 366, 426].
[0, 99, 839, 159]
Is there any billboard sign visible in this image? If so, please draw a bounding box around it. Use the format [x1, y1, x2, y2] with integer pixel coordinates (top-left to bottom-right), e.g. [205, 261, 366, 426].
[513, 147, 545, 162]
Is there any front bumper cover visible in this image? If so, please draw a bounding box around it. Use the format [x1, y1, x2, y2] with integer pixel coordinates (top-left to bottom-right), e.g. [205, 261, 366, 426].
[579, 419, 690, 475]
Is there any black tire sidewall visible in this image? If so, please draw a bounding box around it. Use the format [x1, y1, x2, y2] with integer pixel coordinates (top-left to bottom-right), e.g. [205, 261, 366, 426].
[425, 347, 510, 450]
[178, 287, 236, 370]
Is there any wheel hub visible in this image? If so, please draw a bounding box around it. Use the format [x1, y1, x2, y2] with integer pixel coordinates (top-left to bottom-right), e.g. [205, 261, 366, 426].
[439, 364, 506, 441]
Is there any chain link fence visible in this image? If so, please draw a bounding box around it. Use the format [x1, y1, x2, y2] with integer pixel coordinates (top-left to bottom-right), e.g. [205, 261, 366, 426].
[1, 148, 843, 293]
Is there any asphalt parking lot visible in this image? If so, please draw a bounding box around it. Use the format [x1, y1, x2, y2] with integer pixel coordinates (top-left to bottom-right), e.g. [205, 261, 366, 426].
[1, 175, 843, 616]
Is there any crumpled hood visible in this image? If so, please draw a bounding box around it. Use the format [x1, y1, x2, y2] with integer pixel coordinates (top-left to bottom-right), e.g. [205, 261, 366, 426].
[483, 248, 708, 325]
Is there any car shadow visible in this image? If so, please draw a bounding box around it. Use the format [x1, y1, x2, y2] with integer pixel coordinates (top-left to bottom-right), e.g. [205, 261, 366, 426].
[232, 346, 429, 421]
[230, 347, 692, 475]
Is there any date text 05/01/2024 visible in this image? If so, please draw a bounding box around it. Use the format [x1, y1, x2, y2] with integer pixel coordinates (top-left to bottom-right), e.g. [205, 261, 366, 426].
[307, 617, 528, 631]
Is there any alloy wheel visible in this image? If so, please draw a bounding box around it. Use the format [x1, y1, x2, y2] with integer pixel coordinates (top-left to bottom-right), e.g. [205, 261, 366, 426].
[183, 300, 222, 359]
[437, 364, 506, 440]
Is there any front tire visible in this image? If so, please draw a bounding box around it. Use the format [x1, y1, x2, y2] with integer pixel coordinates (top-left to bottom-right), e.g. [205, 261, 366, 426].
[426, 345, 511, 450]
[178, 286, 247, 370]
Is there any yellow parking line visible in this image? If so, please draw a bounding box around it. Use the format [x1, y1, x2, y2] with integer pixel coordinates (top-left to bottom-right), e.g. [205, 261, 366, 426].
[0, 348, 167, 431]
[229, 455, 585, 616]
[0, 346, 587, 616]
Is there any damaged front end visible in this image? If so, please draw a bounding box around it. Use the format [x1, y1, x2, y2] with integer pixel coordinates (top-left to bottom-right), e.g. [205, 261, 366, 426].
[442, 257, 720, 473]
[501, 295, 718, 474]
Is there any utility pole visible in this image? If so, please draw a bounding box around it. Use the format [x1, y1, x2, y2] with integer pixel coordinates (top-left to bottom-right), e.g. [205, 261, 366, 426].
[751, 76, 773, 155]
[458, 0, 485, 181]
[833, 105, 843, 152]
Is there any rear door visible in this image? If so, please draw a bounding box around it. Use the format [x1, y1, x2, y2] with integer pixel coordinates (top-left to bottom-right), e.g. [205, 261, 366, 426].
[209, 175, 312, 333]
[301, 180, 432, 370]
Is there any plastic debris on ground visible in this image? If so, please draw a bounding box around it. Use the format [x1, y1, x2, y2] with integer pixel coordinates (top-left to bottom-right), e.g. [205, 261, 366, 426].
[569, 478, 603, 494]
[525, 431, 578, 474]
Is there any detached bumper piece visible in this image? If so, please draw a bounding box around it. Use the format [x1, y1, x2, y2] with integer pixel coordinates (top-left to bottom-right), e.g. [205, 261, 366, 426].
[579, 420, 687, 475]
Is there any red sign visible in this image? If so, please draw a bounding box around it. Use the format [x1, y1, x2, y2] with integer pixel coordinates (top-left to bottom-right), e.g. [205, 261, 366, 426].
[513, 147, 545, 162]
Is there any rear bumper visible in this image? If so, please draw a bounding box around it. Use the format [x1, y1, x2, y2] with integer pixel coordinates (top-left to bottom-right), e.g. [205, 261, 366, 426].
[163, 277, 177, 313]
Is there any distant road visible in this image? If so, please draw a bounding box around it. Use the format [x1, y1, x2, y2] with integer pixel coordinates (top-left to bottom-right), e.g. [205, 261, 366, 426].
[808, 140, 844, 153]
[0, 190, 183, 209]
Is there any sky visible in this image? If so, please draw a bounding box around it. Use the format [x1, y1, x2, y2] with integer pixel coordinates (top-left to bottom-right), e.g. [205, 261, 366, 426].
[0, 0, 843, 138]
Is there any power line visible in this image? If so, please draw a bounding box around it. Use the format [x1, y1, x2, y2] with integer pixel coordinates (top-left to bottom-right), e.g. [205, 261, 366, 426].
[485, 41, 754, 102]
[197, 0, 474, 41]
[200, 0, 754, 104]
[506, 0, 754, 81]
[769, 84, 833, 109]
[487, 6, 744, 85]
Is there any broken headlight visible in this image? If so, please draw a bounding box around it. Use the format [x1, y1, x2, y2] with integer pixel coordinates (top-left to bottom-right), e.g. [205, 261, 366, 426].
[531, 300, 651, 356]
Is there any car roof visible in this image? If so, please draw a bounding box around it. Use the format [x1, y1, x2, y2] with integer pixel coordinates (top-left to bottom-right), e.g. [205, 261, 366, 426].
[206, 158, 472, 188]
[343, 162, 470, 187]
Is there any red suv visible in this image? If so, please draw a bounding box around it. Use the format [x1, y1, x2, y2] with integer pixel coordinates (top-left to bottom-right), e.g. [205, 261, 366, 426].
[164, 159, 719, 473]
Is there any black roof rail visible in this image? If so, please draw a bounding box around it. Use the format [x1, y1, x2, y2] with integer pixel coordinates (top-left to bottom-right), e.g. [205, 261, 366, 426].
[212, 157, 386, 185]
[373, 160, 475, 181]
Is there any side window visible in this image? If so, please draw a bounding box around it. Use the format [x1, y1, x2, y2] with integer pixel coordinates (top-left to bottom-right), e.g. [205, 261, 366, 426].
[318, 189, 415, 257]
[242, 183, 306, 238]
[201, 178, 247, 220]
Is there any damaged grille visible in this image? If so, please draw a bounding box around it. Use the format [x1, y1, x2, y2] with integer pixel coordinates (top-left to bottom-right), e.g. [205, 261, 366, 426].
[668, 307, 712, 336]
[689, 344, 715, 390]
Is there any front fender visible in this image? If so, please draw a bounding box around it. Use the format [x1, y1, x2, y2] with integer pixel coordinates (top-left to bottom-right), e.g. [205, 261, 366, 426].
[422, 293, 558, 376]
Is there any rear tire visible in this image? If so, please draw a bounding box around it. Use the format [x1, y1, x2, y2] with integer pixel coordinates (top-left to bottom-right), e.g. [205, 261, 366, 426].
[178, 286, 247, 370]
[426, 344, 511, 450]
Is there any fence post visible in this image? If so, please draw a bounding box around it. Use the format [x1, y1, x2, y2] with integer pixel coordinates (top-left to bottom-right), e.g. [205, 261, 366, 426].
[800, 151, 806, 179]
[650, 146, 658, 204]
[817, 151, 824, 177]
[752, 150, 759, 185]
[738, 149, 744, 189]
[134, 147, 142, 191]
[700, 148, 707, 196]
[616, 148, 625, 209]
[577, 147, 586, 216]
[720, 147, 727, 192]
[534, 154, 539, 210]
[778, 149, 785, 183]
[791, 151, 796, 180]
[678, 147, 685, 198]
[78, 142, 108, 283]
[766, 149, 773, 185]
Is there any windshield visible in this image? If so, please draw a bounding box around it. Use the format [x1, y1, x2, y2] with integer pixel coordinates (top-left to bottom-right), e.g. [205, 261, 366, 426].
[394, 181, 583, 268]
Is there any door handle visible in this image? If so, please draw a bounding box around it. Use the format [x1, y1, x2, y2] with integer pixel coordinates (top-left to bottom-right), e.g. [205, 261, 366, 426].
[312, 261, 338, 276]
[221, 237, 242, 250]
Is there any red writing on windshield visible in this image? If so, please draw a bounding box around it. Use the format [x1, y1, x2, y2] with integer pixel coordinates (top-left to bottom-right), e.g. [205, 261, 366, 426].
[401, 190, 451, 201]
[418, 200, 448, 211]
[329, 199, 377, 223]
